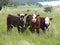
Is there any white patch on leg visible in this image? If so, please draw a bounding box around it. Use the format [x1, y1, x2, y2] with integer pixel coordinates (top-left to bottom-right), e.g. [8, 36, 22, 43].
[23, 25, 25, 28]
[45, 26, 50, 34]
[45, 27, 49, 35]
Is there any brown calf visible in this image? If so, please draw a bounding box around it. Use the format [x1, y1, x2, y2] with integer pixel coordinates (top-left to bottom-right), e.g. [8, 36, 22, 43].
[7, 14, 26, 33]
[28, 14, 40, 34]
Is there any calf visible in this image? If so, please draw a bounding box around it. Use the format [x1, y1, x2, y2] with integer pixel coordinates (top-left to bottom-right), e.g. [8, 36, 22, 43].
[26, 14, 40, 34]
[7, 14, 27, 33]
[40, 17, 53, 32]
[26, 15, 53, 33]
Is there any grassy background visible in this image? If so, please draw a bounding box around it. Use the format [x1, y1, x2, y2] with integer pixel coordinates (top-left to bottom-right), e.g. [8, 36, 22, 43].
[0, 6, 60, 45]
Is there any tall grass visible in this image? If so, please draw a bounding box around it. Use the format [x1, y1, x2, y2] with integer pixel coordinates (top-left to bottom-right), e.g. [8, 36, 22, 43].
[0, 6, 60, 45]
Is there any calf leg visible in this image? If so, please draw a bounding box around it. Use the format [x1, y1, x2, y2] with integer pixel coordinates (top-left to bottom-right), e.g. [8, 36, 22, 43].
[7, 25, 10, 32]
[21, 27, 24, 33]
[29, 27, 35, 33]
[47, 26, 49, 32]
[17, 26, 20, 33]
[7, 25, 12, 32]
[41, 27, 46, 33]
[36, 28, 39, 34]
[21, 25, 26, 33]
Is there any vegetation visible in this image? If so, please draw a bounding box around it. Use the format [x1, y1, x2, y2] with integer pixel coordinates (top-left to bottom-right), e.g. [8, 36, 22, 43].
[44, 6, 53, 13]
[0, 6, 60, 45]
[0, 0, 9, 6]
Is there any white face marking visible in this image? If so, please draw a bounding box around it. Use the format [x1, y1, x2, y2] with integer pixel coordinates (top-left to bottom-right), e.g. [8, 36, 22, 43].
[23, 25, 25, 27]
[45, 17, 50, 25]
[20, 14, 25, 20]
[32, 14, 37, 23]
[20, 14, 25, 16]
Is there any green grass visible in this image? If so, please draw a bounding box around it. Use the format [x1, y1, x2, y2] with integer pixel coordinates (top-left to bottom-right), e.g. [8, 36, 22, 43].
[0, 6, 60, 45]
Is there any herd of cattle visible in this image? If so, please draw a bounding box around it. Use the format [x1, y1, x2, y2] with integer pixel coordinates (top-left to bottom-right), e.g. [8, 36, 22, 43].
[7, 14, 53, 34]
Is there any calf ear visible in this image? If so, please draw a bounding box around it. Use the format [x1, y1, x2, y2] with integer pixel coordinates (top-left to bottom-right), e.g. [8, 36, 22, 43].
[50, 18, 53, 20]
[17, 14, 20, 16]
[25, 14, 27, 16]
[37, 14, 40, 16]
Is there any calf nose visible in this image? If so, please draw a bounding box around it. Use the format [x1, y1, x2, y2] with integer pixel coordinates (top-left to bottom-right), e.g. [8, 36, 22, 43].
[20, 17, 24, 21]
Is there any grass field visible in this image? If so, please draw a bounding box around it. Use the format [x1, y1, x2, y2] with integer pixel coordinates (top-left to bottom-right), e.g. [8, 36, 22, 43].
[0, 6, 60, 45]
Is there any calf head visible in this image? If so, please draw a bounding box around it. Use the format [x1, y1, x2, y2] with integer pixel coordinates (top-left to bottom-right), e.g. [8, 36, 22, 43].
[32, 14, 37, 23]
[17, 13, 27, 21]
[44, 17, 53, 31]
[45, 17, 53, 26]
[32, 14, 40, 23]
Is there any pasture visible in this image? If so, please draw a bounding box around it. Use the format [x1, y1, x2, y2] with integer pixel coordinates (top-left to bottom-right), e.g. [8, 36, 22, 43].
[0, 6, 60, 45]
